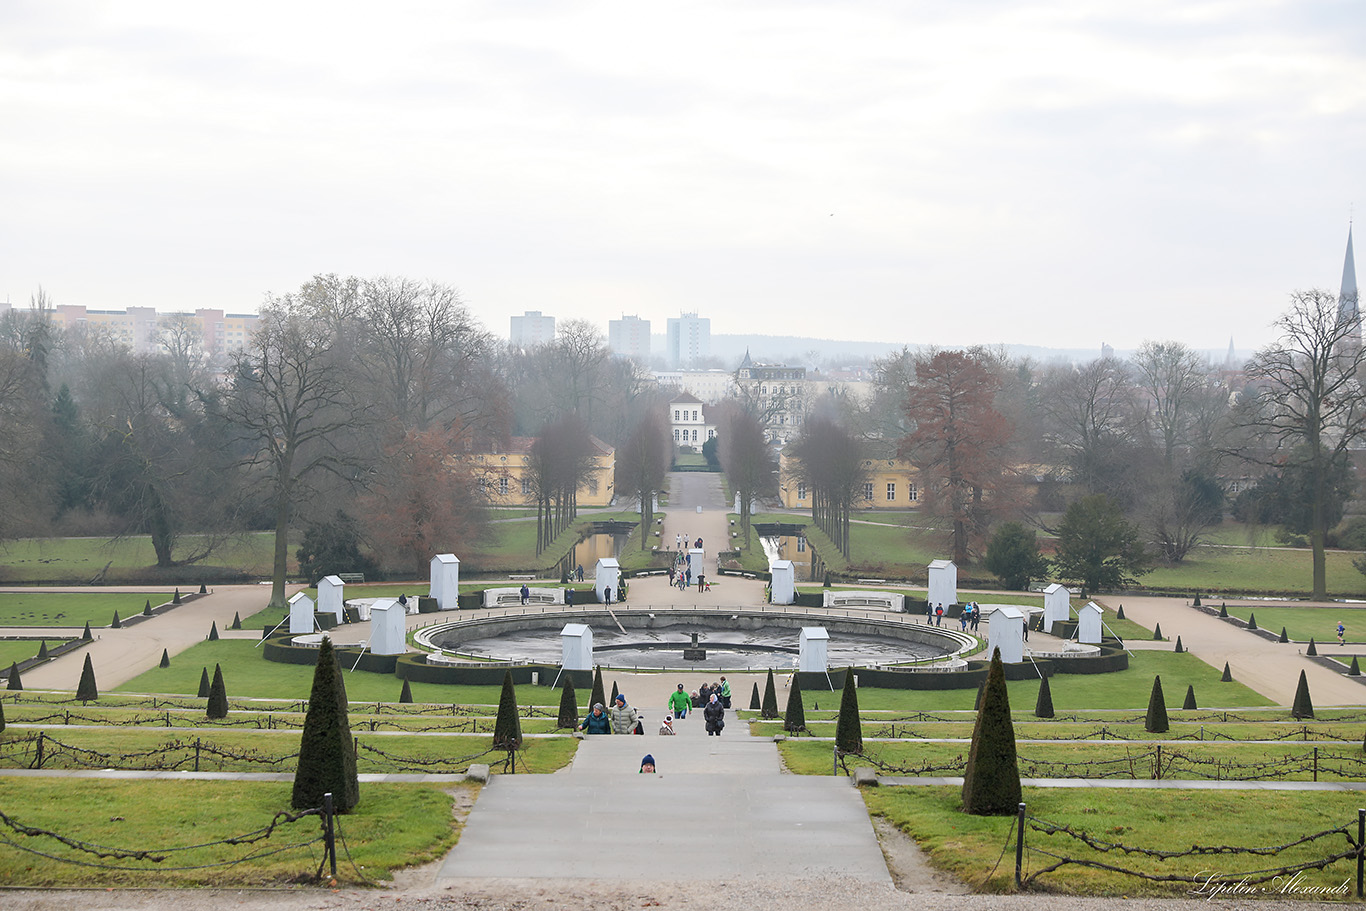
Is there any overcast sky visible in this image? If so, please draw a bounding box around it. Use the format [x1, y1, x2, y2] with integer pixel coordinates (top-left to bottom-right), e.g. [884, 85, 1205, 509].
[3, 1, 1363, 352]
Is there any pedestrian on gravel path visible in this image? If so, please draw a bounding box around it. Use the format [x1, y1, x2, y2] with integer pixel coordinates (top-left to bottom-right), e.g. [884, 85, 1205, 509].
[610, 693, 639, 734]
[704, 693, 725, 736]
[1338, 621, 1346, 646]
[669, 683, 691, 719]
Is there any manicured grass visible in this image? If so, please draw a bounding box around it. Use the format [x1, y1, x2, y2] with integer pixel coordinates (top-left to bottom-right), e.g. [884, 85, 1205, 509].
[0, 639, 48, 666]
[0, 592, 174, 628]
[115, 640, 567, 705]
[1216, 604, 1366, 646]
[866, 786, 1363, 895]
[0, 779, 461, 886]
[0, 534, 279, 584]
[1140, 545, 1366, 598]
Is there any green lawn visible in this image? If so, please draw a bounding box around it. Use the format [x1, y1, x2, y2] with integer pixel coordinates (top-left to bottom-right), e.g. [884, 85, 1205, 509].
[0, 591, 174, 628]
[1140, 545, 1366, 598]
[0, 639, 48, 667]
[0, 780, 461, 886]
[1216, 603, 1366, 646]
[0, 534, 278, 584]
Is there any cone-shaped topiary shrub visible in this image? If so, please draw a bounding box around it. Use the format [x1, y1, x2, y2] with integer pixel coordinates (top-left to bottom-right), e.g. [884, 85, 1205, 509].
[1221, 661, 1233, 682]
[974, 681, 985, 711]
[589, 666, 606, 712]
[1153, 623, 1163, 640]
[1351, 657, 1361, 677]
[1193, 593, 1201, 606]
[292, 636, 359, 812]
[559, 564, 569, 584]
[1034, 675, 1054, 718]
[556, 678, 578, 729]
[399, 678, 414, 704]
[206, 664, 229, 719]
[173, 588, 181, 604]
[492, 670, 523, 751]
[1291, 670, 1314, 719]
[76, 654, 98, 702]
[1279, 627, 1289, 643]
[823, 572, 831, 588]
[835, 667, 863, 754]
[5, 662, 21, 691]
[1174, 636, 1183, 653]
[1145, 675, 1169, 733]
[962, 649, 1021, 815]
[761, 669, 780, 719]
[82, 621, 92, 641]
[1183, 685, 1197, 710]
[199, 583, 207, 594]
[1116, 604, 1126, 620]
[1308, 638, 1318, 656]
[144, 599, 153, 616]
[783, 673, 806, 733]
[1219, 603, 1228, 618]
[1247, 612, 1257, 631]
[198, 667, 211, 698]
[231, 612, 242, 630]
[750, 682, 761, 710]
[159, 648, 170, 668]
[610, 680, 619, 706]
[0, 699, 5, 734]
[36, 641, 48, 660]
[111, 611, 121, 629]
[208, 621, 219, 642]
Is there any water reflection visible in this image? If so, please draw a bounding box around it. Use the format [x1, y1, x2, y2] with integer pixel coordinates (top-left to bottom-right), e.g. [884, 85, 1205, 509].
[760, 535, 815, 581]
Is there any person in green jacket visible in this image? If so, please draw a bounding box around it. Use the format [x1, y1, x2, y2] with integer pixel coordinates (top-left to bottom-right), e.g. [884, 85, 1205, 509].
[668, 683, 691, 719]
[719, 676, 732, 709]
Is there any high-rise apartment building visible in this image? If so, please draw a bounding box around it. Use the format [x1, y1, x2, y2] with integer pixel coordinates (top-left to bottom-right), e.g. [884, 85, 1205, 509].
[607, 314, 651, 361]
[510, 310, 556, 348]
[666, 312, 710, 367]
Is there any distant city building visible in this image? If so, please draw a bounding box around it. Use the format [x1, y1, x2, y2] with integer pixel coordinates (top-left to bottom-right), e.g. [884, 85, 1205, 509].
[666, 312, 710, 367]
[510, 310, 556, 348]
[652, 368, 735, 403]
[608, 314, 651, 361]
[467, 436, 616, 507]
[778, 441, 920, 511]
[44, 304, 259, 358]
[668, 391, 717, 449]
[735, 350, 807, 443]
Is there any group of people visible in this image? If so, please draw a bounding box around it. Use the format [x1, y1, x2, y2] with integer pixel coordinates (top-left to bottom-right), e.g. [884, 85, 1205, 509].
[959, 602, 982, 632]
[580, 681, 730, 743]
[578, 693, 642, 735]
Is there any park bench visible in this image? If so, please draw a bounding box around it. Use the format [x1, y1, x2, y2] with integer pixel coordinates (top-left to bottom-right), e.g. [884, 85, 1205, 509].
[483, 587, 561, 608]
[856, 578, 887, 585]
[823, 590, 904, 611]
[336, 573, 365, 583]
[507, 574, 536, 581]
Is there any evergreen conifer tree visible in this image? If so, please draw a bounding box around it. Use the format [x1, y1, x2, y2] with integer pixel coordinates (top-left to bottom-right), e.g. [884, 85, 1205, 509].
[1308, 638, 1318, 656]
[783, 673, 806, 733]
[610, 680, 619, 705]
[0, 699, 5, 734]
[1279, 627, 1289, 643]
[208, 621, 219, 641]
[1153, 622, 1163, 640]
[1034, 675, 1054, 718]
[76, 654, 98, 702]
[1219, 603, 1228, 617]
[36, 640, 48, 660]
[1183, 685, 1197, 710]
[974, 680, 984, 710]
[1145, 676, 1169, 733]
[1291, 670, 1314, 719]
[961, 650, 1020, 815]
[557, 678, 579, 729]
[1221, 661, 1233, 682]
[1247, 612, 1257, 630]
[835, 668, 863, 753]
[198, 666, 211, 697]
[399, 678, 413, 704]
[761, 669, 780, 719]
[111, 611, 121, 629]
[292, 637, 359, 811]
[1174, 636, 1183, 653]
[159, 648, 170, 668]
[82, 622, 92, 641]
[173, 588, 182, 604]
[493, 670, 523, 751]
[144, 599, 152, 616]
[199, 583, 207, 594]
[1352, 657, 1362, 677]
[5, 662, 20, 691]
[589, 666, 606, 712]
[750, 682, 761, 710]
[231, 612, 242, 630]
[1116, 604, 1126, 620]
[206, 664, 229, 719]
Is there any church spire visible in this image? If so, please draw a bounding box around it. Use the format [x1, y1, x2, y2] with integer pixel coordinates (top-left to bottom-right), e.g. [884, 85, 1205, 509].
[1341, 223, 1358, 309]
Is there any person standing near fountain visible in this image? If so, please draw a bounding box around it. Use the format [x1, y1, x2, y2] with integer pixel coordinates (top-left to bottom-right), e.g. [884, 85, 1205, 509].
[704, 693, 725, 736]
[719, 676, 732, 709]
[669, 683, 691, 720]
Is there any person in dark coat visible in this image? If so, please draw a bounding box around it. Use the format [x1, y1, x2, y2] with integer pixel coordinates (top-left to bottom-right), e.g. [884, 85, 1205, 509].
[703, 693, 725, 737]
[580, 702, 611, 734]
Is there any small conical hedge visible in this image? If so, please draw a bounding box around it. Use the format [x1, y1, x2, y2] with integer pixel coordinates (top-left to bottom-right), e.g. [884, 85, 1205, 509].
[1279, 627, 1289, 643]
[1116, 604, 1126, 620]
[1291, 670, 1314, 719]
[1221, 662, 1233, 682]
[208, 621, 219, 641]
[589, 666, 606, 712]
[144, 599, 153, 616]
[399, 678, 414, 704]
[159, 648, 170, 668]
[1219, 603, 1228, 618]
[1145, 675, 1169, 733]
[231, 612, 242, 630]
[1153, 623, 1163, 641]
[962, 650, 1021, 815]
[1351, 657, 1361, 677]
[5, 662, 21, 691]
[198, 667, 211, 698]
[0, 700, 5, 734]
[1183, 685, 1197, 710]
[610, 680, 619, 705]
[750, 682, 761, 710]
[292, 637, 359, 812]
[1174, 636, 1183, 653]
[492, 670, 523, 751]
[36, 641, 48, 660]
[81, 622, 92, 641]
[76, 654, 98, 702]
[783, 673, 807, 733]
[1247, 613, 1257, 631]
[556, 678, 578, 729]
[1308, 638, 1318, 656]
[173, 588, 182, 604]
[206, 664, 229, 719]
[111, 611, 121, 629]
[974, 681, 985, 711]
[1193, 593, 1202, 606]
[199, 583, 207, 594]
[835, 668, 863, 754]
[1034, 675, 1054, 718]
[761, 669, 780, 719]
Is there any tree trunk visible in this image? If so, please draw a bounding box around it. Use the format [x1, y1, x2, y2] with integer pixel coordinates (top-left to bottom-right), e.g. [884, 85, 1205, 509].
[270, 491, 292, 608]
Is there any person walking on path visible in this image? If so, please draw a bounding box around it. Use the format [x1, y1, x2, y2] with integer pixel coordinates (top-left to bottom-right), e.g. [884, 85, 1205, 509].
[935, 604, 944, 627]
[1338, 621, 1347, 646]
[703, 693, 725, 736]
[669, 683, 691, 720]
[520, 583, 530, 605]
[580, 703, 611, 734]
[610, 693, 639, 734]
[719, 676, 732, 709]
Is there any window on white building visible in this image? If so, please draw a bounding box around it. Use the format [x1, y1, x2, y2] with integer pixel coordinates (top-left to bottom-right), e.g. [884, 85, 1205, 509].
[707, 429, 714, 439]
[674, 430, 681, 441]
[674, 410, 680, 420]
[691, 430, 698, 441]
